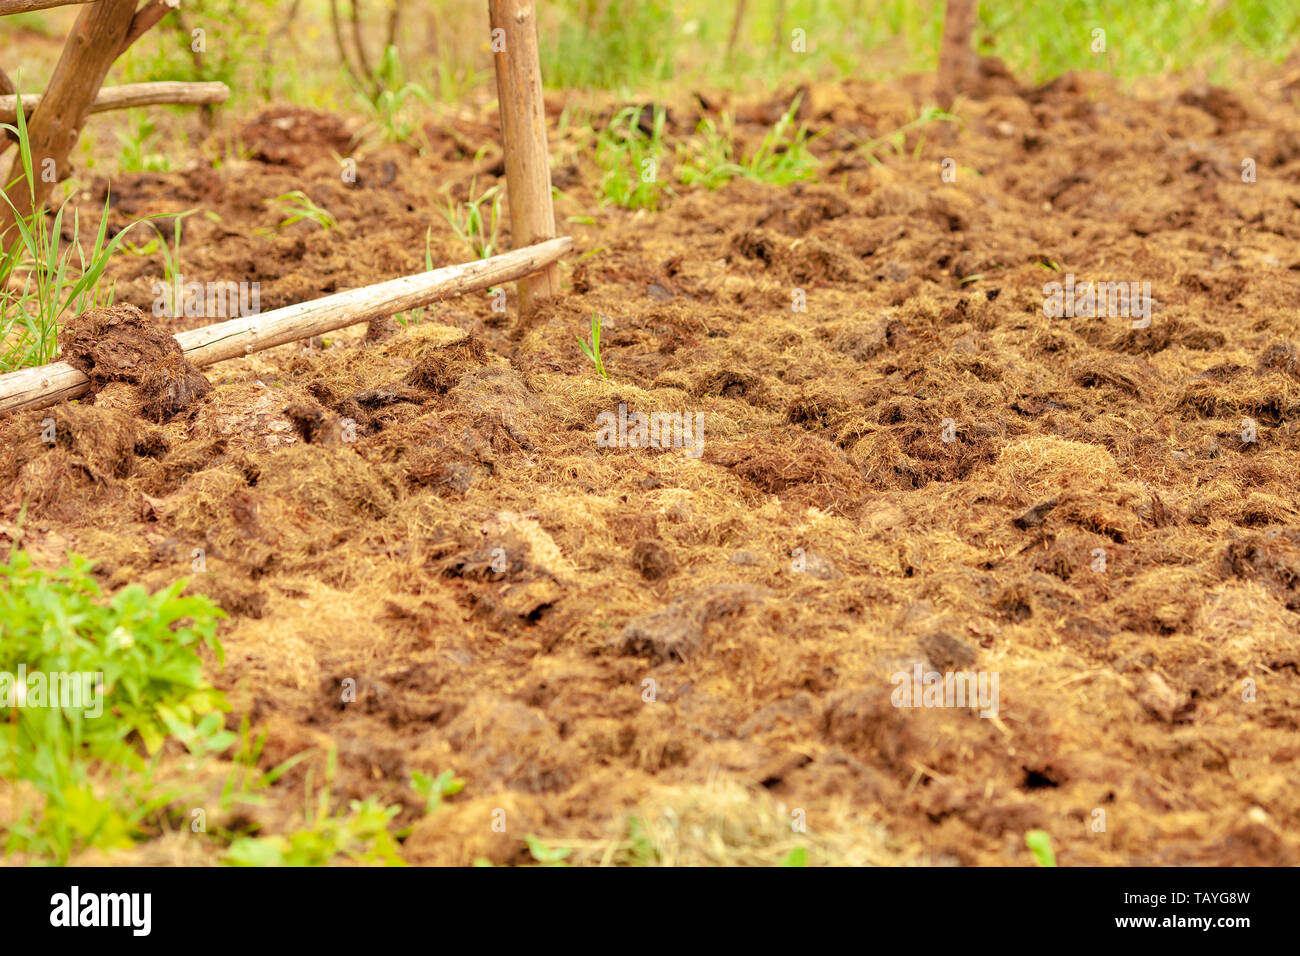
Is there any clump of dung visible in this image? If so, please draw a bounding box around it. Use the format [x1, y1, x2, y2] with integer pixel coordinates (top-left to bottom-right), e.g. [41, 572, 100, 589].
[58, 304, 210, 422]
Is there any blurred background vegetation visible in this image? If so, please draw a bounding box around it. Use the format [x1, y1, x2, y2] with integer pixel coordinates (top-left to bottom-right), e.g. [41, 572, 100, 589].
[3, 0, 1300, 111]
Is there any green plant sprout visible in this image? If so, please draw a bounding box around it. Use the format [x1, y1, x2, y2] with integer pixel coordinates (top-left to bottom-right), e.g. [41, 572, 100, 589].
[1026, 830, 1057, 867]
[266, 190, 338, 231]
[363, 44, 435, 146]
[115, 109, 170, 173]
[396, 227, 437, 327]
[577, 313, 610, 380]
[855, 106, 957, 164]
[438, 181, 501, 259]
[0, 97, 139, 372]
[680, 96, 821, 189]
[0, 546, 228, 861]
[410, 769, 465, 815]
[597, 105, 671, 210]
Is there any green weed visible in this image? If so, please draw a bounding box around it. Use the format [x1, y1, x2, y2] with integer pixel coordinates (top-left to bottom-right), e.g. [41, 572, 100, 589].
[438, 182, 501, 260]
[597, 106, 671, 210]
[265, 190, 338, 231]
[363, 45, 434, 147]
[680, 97, 820, 189]
[0, 101, 139, 373]
[1026, 829, 1058, 867]
[577, 313, 610, 380]
[115, 109, 171, 173]
[0, 547, 228, 861]
[225, 749, 405, 866]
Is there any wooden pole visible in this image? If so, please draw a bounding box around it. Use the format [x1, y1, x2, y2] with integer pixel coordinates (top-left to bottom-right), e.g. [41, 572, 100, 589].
[488, 0, 560, 318]
[0, 82, 230, 124]
[119, 0, 181, 55]
[0, 0, 137, 241]
[937, 0, 978, 110]
[0, 237, 573, 414]
[0, 0, 96, 14]
[726, 0, 748, 63]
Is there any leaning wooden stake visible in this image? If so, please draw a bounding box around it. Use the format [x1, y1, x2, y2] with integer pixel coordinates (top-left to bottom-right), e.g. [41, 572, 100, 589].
[0, 0, 137, 240]
[0, 237, 573, 414]
[0, 82, 230, 125]
[937, 0, 978, 111]
[0, 0, 96, 14]
[488, 0, 560, 318]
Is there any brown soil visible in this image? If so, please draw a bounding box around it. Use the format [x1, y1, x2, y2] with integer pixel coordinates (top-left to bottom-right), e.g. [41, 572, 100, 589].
[4, 66, 1300, 866]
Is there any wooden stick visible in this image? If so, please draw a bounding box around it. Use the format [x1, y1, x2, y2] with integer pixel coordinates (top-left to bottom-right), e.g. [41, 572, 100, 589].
[937, 0, 978, 110]
[0, 81, 229, 124]
[488, 0, 560, 318]
[119, 0, 180, 56]
[0, 0, 96, 14]
[726, 0, 748, 62]
[0, 237, 573, 414]
[0, 81, 230, 124]
[0, 0, 136, 242]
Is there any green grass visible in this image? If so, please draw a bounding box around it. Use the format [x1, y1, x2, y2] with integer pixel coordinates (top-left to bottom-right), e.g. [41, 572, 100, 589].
[596, 98, 821, 207]
[0, 546, 229, 861]
[597, 106, 672, 210]
[0, 108, 139, 374]
[680, 97, 821, 189]
[395, 227, 437, 327]
[361, 44, 435, 147]
[225, 748, 406, 866]
[1026, 829, 1058, 867]
[265, 190, 338, 232]
[115, 109, 171, 174]
[122, 210, 197, 319]
[226, 797, 405, 866]
[0, 101, 139, 373]
[854, 106, 958, 164]
[438, 182, 502, 260]
[104, 1, 1300, 126]
[537, 0, 1300, 92]
[577, 313, 610, 380]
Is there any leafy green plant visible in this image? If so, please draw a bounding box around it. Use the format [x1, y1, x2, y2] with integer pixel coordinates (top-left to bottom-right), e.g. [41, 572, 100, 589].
[855, 106, 956, 164]
[525, 834, 572, 866]
[0, 100, 139, 372]
[577, 313, 610, 380]
[363, 44, 434, 146]
[597, 106, 671, 210]
[226, 798, 405, 866]
[438, 182, 501, 260]
[396, 227, 437, 327]
[543, 0, 677, 89]
[225, 749, 404, 866]
[680, 98, 821, 189]
[781, 846, 809, 866]
[1026, 829, 1057, 867]
[0, 546, 228, 860]
[265, 190, 338, 231]
[411, 769, 464, 815]
[217, 715, 313, 817]
[115, 109, 171, 173]
[123, 210, 197, 318]
[124, 0, 280, 103]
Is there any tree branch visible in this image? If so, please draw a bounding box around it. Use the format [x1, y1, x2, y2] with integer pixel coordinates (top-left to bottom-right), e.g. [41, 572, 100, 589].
[119, 0, 180, 57]
[0, 81, 230, 124]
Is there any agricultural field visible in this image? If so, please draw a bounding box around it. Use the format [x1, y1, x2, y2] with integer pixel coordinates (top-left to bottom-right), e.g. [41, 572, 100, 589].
[1, 0, 1299, 877]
